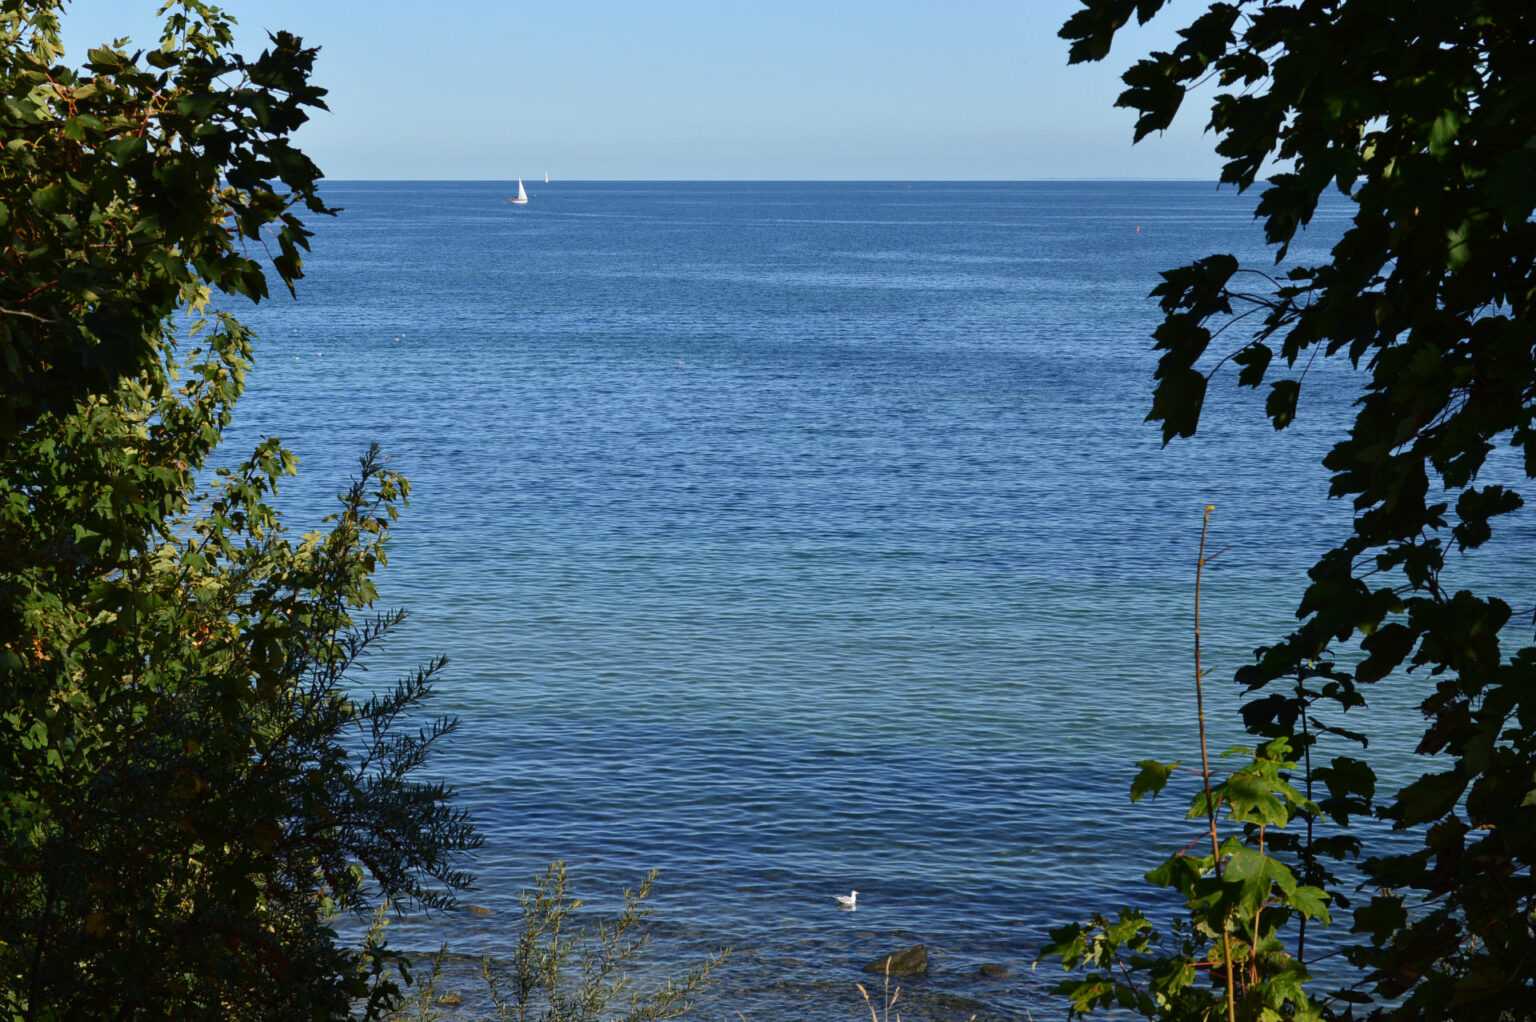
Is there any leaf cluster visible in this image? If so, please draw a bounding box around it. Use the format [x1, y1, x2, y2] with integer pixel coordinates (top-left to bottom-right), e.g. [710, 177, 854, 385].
[1044, 740, 1331, 1020]
[1055, 1, 1536, 1017]
[0, 0, 331, 435]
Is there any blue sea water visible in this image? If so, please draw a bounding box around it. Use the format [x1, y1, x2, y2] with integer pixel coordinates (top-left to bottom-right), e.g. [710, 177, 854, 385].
[221, 181, 1520, 1019]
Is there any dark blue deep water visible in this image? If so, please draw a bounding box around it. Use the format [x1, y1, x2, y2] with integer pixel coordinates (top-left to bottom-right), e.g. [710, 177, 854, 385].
[221, 182, 1516, 1019]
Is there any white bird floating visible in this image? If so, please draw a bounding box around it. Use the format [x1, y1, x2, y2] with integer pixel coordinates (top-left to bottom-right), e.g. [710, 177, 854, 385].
[836, 891, 858, 910]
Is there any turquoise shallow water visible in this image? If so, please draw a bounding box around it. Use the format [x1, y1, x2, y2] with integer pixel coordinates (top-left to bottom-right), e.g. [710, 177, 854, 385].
[220, 181, 1524, 1018]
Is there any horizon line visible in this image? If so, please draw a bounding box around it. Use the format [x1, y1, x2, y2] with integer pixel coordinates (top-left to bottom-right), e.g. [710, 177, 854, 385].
[317, 177, 1230, 184]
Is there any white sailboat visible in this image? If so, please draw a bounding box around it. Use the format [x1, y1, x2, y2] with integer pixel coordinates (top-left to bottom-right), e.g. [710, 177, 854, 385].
[509, 178, 528, 205]
[544, 171, 549, 184]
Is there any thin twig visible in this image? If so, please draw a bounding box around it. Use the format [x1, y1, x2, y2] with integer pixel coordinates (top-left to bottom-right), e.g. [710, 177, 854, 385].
[0, 307, 51, 322]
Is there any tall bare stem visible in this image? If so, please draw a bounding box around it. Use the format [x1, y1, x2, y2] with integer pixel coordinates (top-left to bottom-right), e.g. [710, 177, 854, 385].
[1195, 505, 1237, 1022]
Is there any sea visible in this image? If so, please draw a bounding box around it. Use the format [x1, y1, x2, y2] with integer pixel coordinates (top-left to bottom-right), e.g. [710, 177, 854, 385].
[218, 181, 1524, 1020]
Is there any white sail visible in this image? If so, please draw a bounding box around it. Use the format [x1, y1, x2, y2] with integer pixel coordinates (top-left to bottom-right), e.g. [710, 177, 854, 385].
[511, 178, 528, 205]
[544, 171, 549, 184]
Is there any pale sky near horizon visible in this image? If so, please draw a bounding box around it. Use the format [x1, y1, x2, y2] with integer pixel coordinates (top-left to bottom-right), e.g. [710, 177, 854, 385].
[57, 0, 1228, 181]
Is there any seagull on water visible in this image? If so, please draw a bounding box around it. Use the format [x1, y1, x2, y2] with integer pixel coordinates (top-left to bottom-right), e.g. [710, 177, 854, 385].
[836, 891, 858, 910]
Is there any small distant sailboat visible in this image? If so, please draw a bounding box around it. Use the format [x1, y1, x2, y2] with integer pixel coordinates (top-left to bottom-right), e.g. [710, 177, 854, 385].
[508, 178, 528, 205]
[544, 170, 549, 184]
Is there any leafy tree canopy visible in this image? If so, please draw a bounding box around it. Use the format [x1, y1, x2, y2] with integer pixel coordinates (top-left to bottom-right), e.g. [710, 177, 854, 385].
[1048, 1, 1536, 1019]
[0, 0, 328, 436]
[1, 3, 478, 1017]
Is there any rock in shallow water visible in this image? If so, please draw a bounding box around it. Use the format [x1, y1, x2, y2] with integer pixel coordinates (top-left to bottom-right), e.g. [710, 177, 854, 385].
[978, 963, 1009, 978]
[862, 944, 929, 976]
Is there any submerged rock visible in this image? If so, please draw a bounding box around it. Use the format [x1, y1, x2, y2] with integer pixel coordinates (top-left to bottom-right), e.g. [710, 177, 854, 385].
[463, 904, 493, 917]
[862, 944, 929, 976]
[898, 989, 991, 1021]
[978, 962, 1009, 978]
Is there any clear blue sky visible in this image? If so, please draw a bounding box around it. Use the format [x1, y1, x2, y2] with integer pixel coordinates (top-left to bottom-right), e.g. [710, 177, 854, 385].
[59, 0, 1225, 181]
